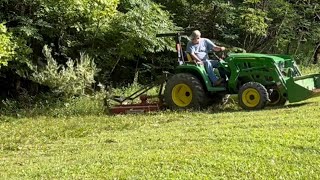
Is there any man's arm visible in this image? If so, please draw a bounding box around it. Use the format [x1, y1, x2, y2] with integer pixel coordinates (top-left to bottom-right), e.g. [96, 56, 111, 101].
[204, 38, 225, 52]
[190, 53, 203, 64]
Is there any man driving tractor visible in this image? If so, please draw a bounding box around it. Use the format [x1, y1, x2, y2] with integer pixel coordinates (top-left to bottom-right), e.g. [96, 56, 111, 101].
[186, 30, 226, 86]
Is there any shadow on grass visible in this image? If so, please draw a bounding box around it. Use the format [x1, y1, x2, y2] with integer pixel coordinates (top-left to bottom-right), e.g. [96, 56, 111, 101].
[270, 101, 315, 109]
[202, 101, 316, 114]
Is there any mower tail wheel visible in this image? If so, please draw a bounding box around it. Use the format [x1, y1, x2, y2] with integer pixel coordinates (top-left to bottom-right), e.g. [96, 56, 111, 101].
[238, 82, 269, 110]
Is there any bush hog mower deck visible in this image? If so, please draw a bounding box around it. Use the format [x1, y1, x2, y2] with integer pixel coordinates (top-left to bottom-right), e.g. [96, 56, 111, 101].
[108, 32, 320, 114]
[108, 73, 169, 114]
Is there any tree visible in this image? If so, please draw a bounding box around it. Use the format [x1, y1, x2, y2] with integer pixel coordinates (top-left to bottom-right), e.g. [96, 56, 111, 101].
[0, 0, 178, 94]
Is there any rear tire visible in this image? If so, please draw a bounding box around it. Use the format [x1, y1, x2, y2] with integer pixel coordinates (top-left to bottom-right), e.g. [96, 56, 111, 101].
[164, 73, 209, 110]
[238, 82, 269, 110]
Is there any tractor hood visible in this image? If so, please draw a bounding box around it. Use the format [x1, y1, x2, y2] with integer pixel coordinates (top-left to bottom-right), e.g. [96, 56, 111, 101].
[227, 53, 287, 63]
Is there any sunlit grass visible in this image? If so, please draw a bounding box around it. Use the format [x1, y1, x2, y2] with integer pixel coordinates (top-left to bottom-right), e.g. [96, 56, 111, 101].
[1, 96, 320, 179]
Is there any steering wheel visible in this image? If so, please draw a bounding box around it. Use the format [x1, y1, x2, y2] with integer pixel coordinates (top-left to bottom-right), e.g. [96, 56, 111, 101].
[212, 50, 228, 61]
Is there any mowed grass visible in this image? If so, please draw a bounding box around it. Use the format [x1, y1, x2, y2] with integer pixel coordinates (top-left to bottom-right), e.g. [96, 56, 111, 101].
[1, 97, 320, 179]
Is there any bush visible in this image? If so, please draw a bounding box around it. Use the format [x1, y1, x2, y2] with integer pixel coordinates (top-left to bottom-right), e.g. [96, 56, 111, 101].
[32, 45, 98, 96]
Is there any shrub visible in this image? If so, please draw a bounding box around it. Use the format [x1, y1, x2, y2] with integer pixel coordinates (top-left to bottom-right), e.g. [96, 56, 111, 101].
[32, 45, 98, 96]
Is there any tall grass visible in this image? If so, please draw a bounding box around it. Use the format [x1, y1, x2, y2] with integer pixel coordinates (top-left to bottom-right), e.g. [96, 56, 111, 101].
[0, 93, 106, 118]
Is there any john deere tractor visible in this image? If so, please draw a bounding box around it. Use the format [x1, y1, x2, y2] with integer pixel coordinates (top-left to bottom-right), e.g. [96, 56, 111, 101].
[157, 33, 320, 110]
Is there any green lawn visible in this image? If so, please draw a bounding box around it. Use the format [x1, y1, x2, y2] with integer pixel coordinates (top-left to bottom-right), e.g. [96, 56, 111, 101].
[1, 97, 320, 179]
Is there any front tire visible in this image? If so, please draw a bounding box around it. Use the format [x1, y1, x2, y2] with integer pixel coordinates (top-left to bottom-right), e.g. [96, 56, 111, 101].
[164, 73, 209, 110]
[238, 82, 269, 110]
[268, 88, 287, 106]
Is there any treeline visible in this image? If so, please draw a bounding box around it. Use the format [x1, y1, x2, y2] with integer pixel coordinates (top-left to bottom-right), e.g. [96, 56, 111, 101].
[0, 0, 319, 98]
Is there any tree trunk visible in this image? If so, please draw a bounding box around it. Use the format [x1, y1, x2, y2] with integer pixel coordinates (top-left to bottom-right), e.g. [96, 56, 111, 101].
[313, 43, 320, 64]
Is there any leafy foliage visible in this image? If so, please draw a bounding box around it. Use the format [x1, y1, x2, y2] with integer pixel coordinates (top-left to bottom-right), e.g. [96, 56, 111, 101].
[0, 23, 16, 67]
[238, 8, 269, 36]
[35, 0, 119, 51]
[90, 0, 178, 84]
[109, 0, 176, 59]
[154, 0, 320, 58]
[32, 46, 98, 96]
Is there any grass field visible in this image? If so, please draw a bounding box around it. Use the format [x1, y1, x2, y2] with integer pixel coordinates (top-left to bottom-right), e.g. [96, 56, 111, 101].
[1, 96, 320, 179]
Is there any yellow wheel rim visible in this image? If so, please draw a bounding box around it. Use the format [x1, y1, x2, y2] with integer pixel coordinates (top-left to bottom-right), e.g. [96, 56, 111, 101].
[172, 84, 192, 107]
[242, 88, 260, 108]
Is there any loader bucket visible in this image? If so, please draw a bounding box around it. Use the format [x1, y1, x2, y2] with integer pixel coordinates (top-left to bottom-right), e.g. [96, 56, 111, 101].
[286, 73, 320, 103]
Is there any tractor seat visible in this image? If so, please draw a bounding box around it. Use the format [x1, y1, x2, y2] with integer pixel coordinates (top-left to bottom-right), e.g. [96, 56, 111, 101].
[183, 52, 196, 63]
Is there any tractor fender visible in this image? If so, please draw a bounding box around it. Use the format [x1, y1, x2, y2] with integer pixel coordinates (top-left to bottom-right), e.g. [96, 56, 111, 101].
[175, 64, 212, 91]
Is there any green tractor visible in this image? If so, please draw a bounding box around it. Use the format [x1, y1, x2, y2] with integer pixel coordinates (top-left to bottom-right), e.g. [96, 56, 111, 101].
[157, 33, 320, 110]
